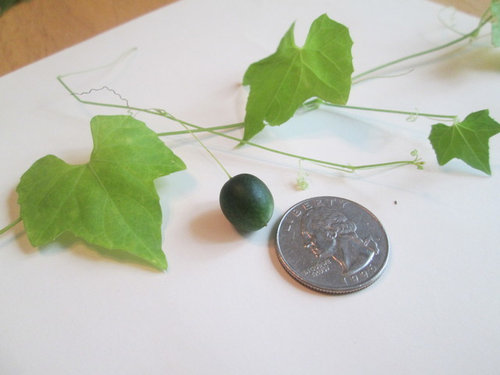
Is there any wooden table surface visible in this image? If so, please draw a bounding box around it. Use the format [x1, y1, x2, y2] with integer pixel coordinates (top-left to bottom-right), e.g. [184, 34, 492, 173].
[0, 0, 491, 77]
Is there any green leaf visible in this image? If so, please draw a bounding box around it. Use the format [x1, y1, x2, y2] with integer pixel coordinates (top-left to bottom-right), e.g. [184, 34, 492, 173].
[242, 13, 353, 140]
[428, 110, 500, 175]
[0, 0, 25, 16]
[0, 0, 30, 16]
[16, 115, 186, 270]
[491, 0, 500, 47]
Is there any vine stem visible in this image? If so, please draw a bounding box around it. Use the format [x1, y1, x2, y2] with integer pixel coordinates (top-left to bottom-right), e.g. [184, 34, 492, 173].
[152, 111, 424, 172]
[157, 123, 243, 136]
[0, 217, 22, 235]
[57, 75, 423, 173]
[303, 99, 459, 122]
[57, 75, 234, 179]
[352, 13, 493, 82]
[55, 11, 493, 175]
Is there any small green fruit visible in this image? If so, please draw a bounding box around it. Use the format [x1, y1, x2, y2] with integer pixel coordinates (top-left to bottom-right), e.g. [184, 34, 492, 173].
[219, 173, 274, 233]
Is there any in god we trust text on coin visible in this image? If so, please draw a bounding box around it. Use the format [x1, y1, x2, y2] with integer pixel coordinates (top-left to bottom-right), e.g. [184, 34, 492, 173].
[275, 196, 389, 294]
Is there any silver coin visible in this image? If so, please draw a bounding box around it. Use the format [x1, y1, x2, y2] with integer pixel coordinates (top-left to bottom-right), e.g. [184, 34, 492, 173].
[275, 196, 389, 294]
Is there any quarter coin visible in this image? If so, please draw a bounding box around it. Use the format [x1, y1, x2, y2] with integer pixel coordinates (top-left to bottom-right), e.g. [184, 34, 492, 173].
[275, 196, 389, 294]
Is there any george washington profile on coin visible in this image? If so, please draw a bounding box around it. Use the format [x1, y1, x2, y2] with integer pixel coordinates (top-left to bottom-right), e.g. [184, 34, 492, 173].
[276, 196, 389, 294]
[300, 205, 379, 276]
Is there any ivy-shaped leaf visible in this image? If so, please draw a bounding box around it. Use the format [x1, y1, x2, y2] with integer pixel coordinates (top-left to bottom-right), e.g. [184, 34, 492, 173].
[16, 115, 186, 270]
[428, 110, 500, 175]
[242, 13, 353, 141]
[491, 0, 500, 47]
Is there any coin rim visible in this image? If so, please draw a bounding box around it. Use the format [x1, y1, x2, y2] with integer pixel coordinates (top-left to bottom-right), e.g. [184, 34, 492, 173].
[275, 196, 390, 295]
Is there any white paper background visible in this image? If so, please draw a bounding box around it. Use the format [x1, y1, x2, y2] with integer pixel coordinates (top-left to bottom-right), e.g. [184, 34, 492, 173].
[1, 0, 499, 374]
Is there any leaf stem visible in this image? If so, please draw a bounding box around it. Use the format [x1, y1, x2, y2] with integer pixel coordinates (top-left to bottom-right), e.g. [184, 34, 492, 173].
[352, 14, 493, 82]
[0, 217, 22, 235]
